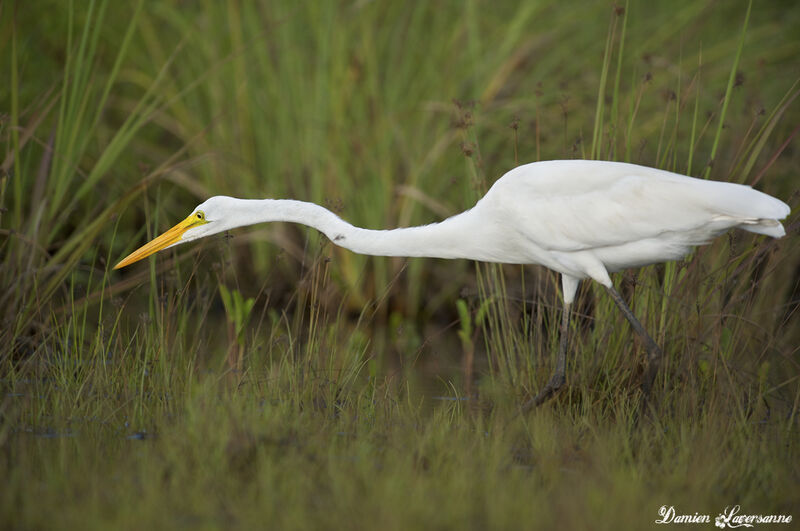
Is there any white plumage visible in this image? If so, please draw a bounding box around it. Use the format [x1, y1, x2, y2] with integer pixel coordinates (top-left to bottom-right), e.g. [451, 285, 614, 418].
[115, 160, 791, 406]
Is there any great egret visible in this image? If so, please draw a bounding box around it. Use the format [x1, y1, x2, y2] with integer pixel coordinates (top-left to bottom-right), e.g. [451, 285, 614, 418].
[114, 160, 790, 407]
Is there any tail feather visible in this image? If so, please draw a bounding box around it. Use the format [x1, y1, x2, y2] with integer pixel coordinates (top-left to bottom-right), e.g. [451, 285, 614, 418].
[739, 218, 786, 238]
[705, 182, 790, 238]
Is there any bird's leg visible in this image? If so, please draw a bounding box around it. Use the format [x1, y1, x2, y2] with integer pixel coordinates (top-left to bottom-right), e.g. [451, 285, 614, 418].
[521, 301, 572, 410]
[605, 284, 663, 397]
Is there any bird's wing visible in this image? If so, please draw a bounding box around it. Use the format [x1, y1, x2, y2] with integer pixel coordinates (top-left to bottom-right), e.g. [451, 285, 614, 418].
[485, 162, 774, 253]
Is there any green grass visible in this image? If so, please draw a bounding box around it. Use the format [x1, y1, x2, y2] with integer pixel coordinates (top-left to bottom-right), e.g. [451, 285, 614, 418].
[1, 1, 799, 529]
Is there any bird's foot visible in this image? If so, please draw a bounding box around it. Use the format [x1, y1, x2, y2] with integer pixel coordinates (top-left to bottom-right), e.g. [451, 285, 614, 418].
[641, 363, 656, 399]
[636, 358, 661, 419]
[639, 344, 663, 404]
[520, 372, 566, 412]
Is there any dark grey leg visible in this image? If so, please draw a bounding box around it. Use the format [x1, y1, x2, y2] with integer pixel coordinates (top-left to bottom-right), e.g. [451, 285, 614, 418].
[605, 284, 663, 397]
[521, 302, 572, 410]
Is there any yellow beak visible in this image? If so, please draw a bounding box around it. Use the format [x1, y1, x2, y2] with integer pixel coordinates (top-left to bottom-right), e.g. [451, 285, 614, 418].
[114, 213, 203, 270]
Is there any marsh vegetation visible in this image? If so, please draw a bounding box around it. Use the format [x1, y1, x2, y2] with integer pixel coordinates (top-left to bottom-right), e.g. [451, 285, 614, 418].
[1, 1, 798, 528]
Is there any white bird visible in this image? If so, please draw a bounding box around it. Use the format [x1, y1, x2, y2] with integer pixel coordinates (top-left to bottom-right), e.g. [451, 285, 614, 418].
[114, 160, 790, 407]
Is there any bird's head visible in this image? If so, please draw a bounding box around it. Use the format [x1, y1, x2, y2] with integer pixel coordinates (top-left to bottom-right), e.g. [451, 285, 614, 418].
[113, 196, 240, 269]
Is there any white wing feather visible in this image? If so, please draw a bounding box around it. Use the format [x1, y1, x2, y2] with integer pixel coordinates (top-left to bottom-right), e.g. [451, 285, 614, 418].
[483, 160, 789, 254]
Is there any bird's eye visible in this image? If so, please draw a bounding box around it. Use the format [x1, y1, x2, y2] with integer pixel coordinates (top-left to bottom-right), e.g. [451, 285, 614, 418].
[195, 211, 204, 220]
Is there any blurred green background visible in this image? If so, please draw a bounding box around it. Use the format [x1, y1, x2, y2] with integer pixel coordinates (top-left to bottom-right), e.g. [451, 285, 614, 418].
[5, 0, 799, 385]
[4, 0, 798, 323]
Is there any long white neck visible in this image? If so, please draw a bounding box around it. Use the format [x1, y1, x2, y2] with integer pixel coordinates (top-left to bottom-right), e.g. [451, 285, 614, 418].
[229, 198, 494, 260]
